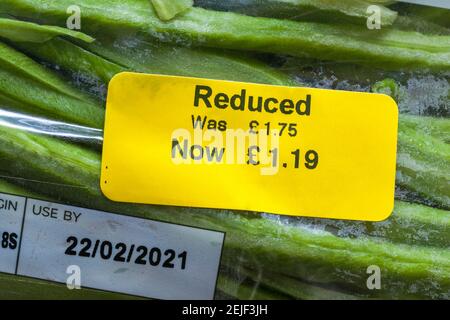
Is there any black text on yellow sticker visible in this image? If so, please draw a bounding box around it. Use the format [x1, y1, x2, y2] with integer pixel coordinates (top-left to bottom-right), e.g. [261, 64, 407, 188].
[101, 73, 398, 221]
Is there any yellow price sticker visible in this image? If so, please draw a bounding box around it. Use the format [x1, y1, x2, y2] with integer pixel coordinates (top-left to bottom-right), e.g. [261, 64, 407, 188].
[101, 73, 398, 221]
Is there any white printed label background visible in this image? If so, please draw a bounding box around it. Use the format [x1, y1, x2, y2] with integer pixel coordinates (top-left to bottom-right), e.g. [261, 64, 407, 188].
[0, 193, 25, 274]
[16, 198, 224, 300]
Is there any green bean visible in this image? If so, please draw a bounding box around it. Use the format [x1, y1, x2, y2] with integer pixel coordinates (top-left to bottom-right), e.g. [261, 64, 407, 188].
[289, 200, 450, 248]
[0, 18, 94, 43]
[400, 114, 450, 143]
[0, 179, 45, 199]
[14, 35, 297, 89]
[217, 271, 291, 300]
[1, 0, 449, 70]
[0, 273, 140, 300]
[397, 119, 450, 209]
[0, 42, 104, 127]
[12, 38, 126, 85]
[83, 36, 297, 86]
[0, 42, 96, 101]
[230, 266, 359, 300]
[392, 3, 450, 29]
[194, 0, 398, 25]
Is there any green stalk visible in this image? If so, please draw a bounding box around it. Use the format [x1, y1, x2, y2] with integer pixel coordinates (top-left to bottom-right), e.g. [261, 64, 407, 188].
[392, 3, 450, 29]
[0, 91, 31, 110]
[0, 42, 104, 128]
[0, 18, 94, 43]
[0, 273, 139, 300]
[397, 119, 450, 209]
[194, 0, 398, 25]
[86, 36, 297, 86]
[15, 35, 296, 88]
[229, 266, 360, 300]
[217, 272, 290, 300]
[399, 114, 450, 144]
[393, 16, 450, 36]
[12, 38, 126, 85]
[1, 0, 449, 70]
[0, 42, 96, 101]
[291, 201, 450, 248]
[220, 218, 450, 299]
[0, 124, 448, 299]
[0, 179, 45, 199]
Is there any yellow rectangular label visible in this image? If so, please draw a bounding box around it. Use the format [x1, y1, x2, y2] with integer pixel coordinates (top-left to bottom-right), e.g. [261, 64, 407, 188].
[101, 73, 398, 221]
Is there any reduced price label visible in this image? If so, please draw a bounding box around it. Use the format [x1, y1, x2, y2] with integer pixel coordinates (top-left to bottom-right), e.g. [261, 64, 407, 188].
[102, 73, 398, 221]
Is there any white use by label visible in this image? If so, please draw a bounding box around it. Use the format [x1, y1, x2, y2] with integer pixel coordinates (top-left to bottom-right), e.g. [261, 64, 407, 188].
[0, 192, 225, 300]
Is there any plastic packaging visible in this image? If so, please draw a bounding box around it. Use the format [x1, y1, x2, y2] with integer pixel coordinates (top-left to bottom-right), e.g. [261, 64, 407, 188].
[0, 0, 448, 300]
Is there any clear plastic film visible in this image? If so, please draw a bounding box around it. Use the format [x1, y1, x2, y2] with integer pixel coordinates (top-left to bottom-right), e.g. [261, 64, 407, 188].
[0, 110, 103, 144]
[0, 0, 448, 300]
